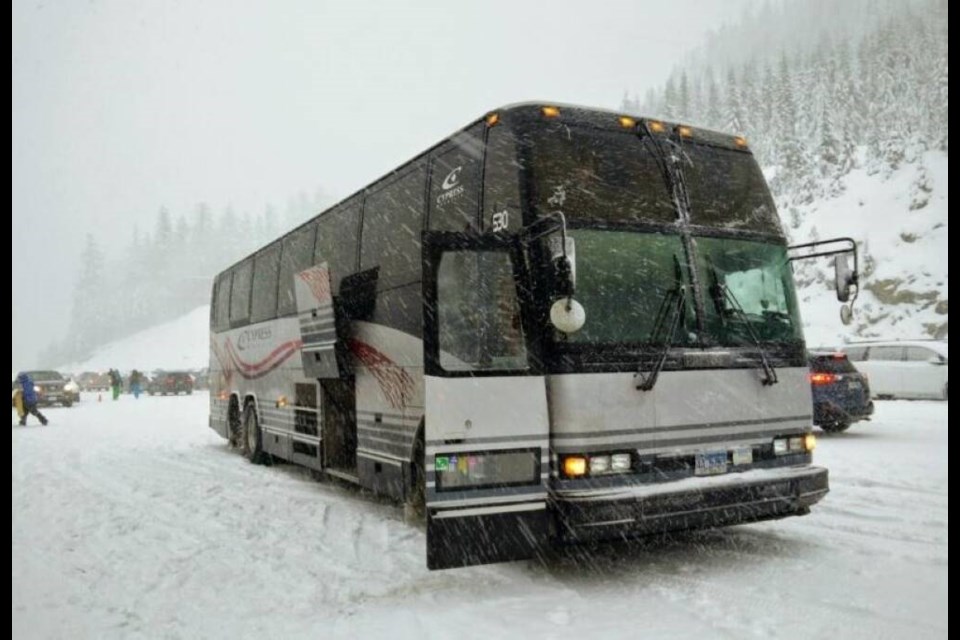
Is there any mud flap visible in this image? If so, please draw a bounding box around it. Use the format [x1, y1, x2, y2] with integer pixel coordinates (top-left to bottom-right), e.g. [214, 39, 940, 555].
[427, 504, 551, 570]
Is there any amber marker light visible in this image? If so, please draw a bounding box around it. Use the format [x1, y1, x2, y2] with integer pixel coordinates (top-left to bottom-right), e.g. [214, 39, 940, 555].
[677, 125, 693, 138]
[804, 433, 817, 452]
[562, 455, 588, 478]
[734, 136, 749, 148]
[647, 120, 666, 133]
[618, 115, 637, 129]
[541, 106, 561, 118]
[485, 112, 500, 127]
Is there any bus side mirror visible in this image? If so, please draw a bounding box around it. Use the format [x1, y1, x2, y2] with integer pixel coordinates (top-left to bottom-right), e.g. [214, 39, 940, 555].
[840, 304, 853, 326]
[552, 256, 575, 298]
[834, 254, 856, 303]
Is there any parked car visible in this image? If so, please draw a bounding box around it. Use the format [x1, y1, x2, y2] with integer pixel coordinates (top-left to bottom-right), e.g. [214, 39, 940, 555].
[13, 370, 74, 407]
[808, 351, 874, 433]
[842, 340, 948, 400]
[77, 371, 110, 392]
[63, 378, 81, 404]
[148, 371, 194, 395]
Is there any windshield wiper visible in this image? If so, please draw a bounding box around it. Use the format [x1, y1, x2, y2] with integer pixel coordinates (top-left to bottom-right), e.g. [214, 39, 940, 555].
[707, 265, 778, 386]
[636, 257, 688, 391]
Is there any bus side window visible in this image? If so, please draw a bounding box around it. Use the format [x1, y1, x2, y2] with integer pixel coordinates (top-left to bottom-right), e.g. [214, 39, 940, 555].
[229, 260, 253, 327]
[214, 272, 231, 331]
[361, 161, 427, 289]
[250, 242, 281, 323]
[429, 124, 483, 232]
[483, 124, 522, 233]
[278, 225, 318, 317]
[315, 202, 361, 294]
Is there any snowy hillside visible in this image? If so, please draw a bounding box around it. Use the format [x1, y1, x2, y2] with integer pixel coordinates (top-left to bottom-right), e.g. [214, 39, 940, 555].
[60, 305, 210, 373]
[790, 150, 948, 347]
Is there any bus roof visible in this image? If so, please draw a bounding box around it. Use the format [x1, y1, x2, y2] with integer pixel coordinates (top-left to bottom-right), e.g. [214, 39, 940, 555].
[216, 102, 750, 278]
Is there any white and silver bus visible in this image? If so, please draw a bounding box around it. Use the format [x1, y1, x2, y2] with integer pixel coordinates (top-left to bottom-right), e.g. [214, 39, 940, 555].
[209, 103, 860, 570]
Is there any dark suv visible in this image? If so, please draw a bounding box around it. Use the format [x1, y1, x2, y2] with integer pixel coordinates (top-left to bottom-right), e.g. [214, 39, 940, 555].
[148, 371, 194, 395]
[15, 370, 73, 407]
[808, 351, 874, 433]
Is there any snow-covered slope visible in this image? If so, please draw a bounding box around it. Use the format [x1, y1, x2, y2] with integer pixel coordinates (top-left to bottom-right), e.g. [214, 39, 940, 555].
[788, 151, 948, 347]
[61, 305, 210, 372]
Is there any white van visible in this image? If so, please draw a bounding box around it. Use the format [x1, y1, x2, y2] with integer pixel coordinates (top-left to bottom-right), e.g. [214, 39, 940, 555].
[842, 340, 948, 400]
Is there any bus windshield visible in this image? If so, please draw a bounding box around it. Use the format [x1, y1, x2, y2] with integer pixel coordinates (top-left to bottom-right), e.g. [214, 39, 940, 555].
[528, 126, 676, 224]
[563, 229, 696, 346]
[683, 144, 782, 235]
[696, 236, 802, 345]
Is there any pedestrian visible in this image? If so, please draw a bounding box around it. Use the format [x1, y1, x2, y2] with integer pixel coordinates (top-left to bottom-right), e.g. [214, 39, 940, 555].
[15, 372, 48, 426]
[109, 368, 123, 401]
[130, 369, 143, 400]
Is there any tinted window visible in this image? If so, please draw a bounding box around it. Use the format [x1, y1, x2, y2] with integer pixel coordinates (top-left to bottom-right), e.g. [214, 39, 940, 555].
[315, 203, 360, 294]
[527, 125, 676, 223]
[869, 346, 903, 361]
[685, 145, 782, 235]
[278, 225, 317, 316]
[844, 346, 867, 361]
[437, 250, 527, 372]
[810, 355, 857, 373]
[483, 124, 522, 233]
[429, 126, 483, 231]
[250, 243, 281, 323]
[229, 260, 253, 325]
[214, 273, 231, 331]
[905, 346, 937, 362]
[362, 162, 426, 287]
[696, 236, 802, 344]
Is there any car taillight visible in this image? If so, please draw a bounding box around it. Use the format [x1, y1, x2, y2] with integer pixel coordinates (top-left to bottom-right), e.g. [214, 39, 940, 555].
[809, 372, 837, 385]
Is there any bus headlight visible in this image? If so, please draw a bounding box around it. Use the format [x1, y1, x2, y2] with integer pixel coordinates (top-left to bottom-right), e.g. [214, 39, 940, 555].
[589, 455, 610, 474]
[611, 453, 632, 471]
[773, 438, 788, 455]
[788, 437, 804, 452]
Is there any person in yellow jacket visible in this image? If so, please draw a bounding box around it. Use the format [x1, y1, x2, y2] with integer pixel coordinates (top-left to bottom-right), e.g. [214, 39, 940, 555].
[12, 387, 25, 421]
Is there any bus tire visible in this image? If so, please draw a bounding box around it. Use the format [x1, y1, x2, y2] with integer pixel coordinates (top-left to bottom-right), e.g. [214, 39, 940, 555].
[408, 425, 426, 519]
[227, 398, 242, 448]
[242, 404, 268, 465]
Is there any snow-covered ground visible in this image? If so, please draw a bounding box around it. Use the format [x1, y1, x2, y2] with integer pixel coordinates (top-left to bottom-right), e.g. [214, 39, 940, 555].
[12, 395, 947, 639]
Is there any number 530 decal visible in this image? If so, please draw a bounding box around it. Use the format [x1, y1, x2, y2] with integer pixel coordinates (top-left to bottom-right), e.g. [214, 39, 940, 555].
[491, 210, 509, 232]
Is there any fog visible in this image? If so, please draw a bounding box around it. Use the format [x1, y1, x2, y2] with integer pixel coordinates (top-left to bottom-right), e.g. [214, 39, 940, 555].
[11, 0, 742, 368]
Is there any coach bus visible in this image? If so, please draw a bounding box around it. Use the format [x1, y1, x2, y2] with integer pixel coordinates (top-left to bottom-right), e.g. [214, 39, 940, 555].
[209, 102, 860, 570]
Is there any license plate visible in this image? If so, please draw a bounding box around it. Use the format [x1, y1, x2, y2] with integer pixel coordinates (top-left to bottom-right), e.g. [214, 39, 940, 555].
[695, 451, 728, 476]
[848, 380, 861, 389]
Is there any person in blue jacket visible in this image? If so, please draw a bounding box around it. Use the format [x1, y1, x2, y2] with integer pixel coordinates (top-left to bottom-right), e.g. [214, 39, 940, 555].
[16, 372, 48, 426]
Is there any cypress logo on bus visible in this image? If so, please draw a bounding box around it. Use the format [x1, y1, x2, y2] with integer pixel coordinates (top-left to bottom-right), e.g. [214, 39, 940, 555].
[237, 327, 273, 351]
[436, 166, 465, 207]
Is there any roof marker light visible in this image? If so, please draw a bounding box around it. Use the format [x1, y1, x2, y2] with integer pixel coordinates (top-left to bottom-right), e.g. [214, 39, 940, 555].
[485, 112, 500, 127]
[618, 115, 637, 129]
[647, 120, 666, 133]
[541, 106, 561, 118]
[677, 125, 693, 138]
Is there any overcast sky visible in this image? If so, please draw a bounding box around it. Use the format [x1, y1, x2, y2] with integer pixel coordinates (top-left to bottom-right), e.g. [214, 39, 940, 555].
[12, 0, 747, 368]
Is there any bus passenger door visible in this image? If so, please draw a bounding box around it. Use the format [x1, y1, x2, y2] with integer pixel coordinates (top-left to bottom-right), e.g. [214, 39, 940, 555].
[422, 231, 551, 570]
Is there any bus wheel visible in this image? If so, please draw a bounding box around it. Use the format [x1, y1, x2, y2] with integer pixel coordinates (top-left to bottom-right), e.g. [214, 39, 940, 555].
[227, 399, 242, 448]
[242, 404, 267, 465]
[407, 426, 426, 519]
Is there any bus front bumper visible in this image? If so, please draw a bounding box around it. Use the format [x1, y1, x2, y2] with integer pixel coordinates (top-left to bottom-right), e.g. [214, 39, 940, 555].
[552, 465, 828, 544]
